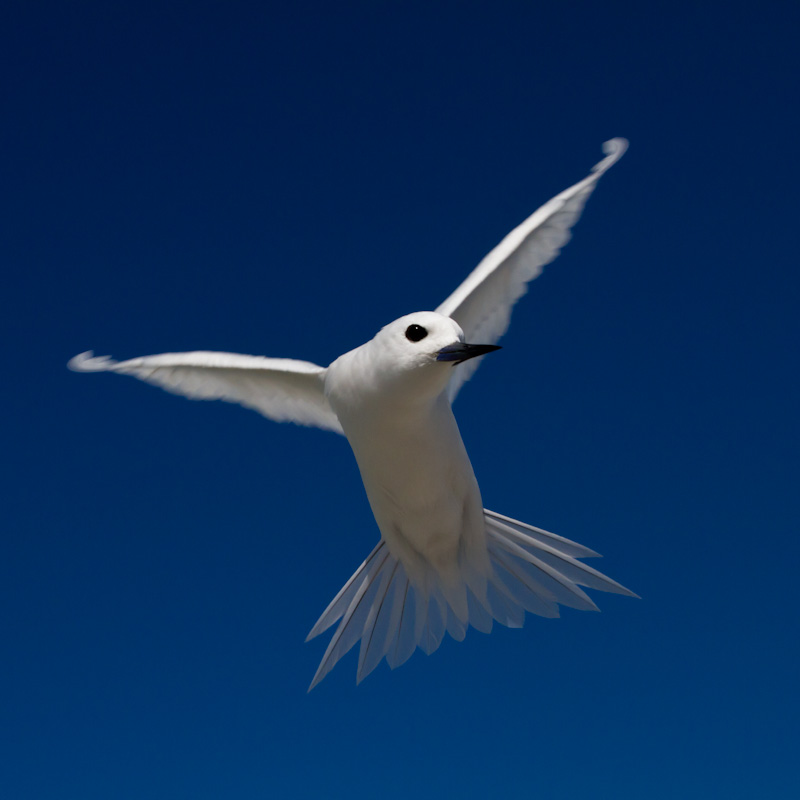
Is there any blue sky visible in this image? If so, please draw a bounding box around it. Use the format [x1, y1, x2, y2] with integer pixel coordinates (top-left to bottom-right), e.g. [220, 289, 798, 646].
[3, 2, 799, 798]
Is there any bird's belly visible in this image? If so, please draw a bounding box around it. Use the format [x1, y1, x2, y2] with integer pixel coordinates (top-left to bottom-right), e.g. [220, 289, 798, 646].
[343, 416, 484, 570]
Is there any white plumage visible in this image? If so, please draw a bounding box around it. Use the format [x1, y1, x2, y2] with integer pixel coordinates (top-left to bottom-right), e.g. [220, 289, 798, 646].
[70, 138, 635, 690]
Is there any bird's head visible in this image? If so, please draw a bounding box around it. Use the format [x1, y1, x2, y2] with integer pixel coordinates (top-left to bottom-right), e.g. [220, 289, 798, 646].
[364, 311, 500, 399]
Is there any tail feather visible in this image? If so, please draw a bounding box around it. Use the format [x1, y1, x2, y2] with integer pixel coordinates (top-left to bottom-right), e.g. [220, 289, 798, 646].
[487, 533, 599, 612]
[305, 540, 384, 641]
[307, 547, 391, 691]
[486, 577, 526, 628]
[484, 509, 601, 558]
[466, 588, 494, 634]
[486, 514, 637, 597]
[490, 549, 561, 618]
[386, 580, 418, 670]
[356, 560, 401, 683]
[445, 605, 468, 642]
[306, 509, 636, 689]
[419, 590, 447, 656]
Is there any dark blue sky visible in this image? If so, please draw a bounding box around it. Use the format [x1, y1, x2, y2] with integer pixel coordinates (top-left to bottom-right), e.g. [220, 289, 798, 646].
[3, 2, 799, 798]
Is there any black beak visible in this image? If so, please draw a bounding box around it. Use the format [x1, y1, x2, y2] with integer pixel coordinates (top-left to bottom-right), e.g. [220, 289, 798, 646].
[436, 342, 502, 364]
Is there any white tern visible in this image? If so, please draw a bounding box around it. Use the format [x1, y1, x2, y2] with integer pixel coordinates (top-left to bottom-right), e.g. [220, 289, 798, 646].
[69, 138, 636, 690]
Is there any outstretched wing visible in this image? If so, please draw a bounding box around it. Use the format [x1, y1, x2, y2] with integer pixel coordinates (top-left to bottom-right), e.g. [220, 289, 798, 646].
[68, 350, 343, 433]
[436, 138, 628, 401]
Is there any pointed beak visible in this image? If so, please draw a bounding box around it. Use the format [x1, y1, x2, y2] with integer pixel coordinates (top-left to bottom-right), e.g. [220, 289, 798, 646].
[436, 342, 502, 364]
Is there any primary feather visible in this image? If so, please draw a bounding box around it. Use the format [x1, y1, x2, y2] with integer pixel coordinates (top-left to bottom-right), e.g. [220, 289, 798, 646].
[437, 137, 628, 401]
[68, 350, 342, 433]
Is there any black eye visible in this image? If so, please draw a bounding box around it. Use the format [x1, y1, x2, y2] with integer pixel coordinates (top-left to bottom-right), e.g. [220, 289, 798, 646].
[405, 324, 428, 342]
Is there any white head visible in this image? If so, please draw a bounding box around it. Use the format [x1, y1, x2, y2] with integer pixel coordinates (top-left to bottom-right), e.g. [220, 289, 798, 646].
[374, 311, 468, 369]
[328, 311, 500, 407]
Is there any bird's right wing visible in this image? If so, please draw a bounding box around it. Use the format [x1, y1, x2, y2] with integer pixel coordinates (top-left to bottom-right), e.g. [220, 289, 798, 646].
[436, 138, 627, 401]
[68, 350, 343, 433]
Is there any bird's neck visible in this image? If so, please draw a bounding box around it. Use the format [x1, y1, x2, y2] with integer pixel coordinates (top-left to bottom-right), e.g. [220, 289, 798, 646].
[326, 346, 452, 425]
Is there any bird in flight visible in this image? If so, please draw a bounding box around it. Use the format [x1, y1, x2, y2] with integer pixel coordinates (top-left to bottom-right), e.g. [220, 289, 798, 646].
[70, 138, 635, 690]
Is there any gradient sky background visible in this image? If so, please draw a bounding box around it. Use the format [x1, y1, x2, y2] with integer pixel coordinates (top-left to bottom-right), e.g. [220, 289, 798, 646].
[3, 2, 799, 798]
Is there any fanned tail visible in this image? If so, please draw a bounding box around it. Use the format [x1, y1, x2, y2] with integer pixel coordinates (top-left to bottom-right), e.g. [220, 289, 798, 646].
[306, 509, 637, 690]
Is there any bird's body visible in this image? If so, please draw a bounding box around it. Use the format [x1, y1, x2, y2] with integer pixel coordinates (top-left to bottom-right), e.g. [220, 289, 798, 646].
[326, 313, 490, 622]
[70, 139, 636, 689]
[339, 389, 481, 577]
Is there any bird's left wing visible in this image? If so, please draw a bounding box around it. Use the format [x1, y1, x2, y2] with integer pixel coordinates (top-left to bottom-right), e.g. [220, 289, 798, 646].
[68, 350, 343, 433]
[436, 138, 627, 401]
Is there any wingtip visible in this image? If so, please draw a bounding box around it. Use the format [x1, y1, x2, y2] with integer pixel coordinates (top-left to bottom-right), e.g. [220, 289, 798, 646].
[603, 136, 629, 154]
[67, 351, 117, 372]
[593, 138, 629, 173]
